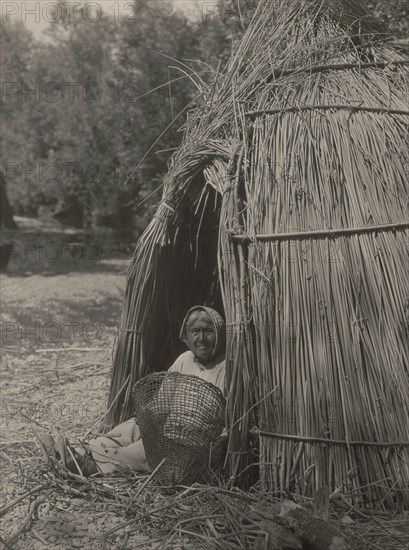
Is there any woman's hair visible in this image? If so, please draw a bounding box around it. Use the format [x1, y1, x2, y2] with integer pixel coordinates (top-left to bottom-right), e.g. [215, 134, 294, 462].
[179, 306, 225, 357]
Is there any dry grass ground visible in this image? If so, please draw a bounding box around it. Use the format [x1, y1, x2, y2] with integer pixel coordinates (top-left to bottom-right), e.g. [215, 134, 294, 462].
[0, 217, 136, 548]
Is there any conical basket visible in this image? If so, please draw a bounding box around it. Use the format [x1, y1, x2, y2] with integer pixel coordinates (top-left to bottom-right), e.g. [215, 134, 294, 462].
[133, 372, 225, 485]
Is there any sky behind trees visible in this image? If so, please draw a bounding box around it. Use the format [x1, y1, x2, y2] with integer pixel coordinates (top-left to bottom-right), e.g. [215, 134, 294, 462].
[2, 0, 200, 36]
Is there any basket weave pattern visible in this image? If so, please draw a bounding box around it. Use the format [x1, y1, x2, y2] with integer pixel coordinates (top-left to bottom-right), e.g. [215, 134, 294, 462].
[133, 372, 225, 484]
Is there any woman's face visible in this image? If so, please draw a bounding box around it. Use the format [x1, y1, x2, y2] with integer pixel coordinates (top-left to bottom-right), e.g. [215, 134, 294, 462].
[184, 313, 217, 363]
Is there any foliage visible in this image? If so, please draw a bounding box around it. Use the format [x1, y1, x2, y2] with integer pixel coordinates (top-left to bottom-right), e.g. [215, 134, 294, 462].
[1, 0, 406, 235]
[0, 20, 36, 212]
[367, 0, 408, 37]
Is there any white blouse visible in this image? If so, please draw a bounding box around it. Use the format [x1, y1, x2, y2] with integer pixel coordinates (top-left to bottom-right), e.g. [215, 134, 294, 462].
[168, 351, 226, 395]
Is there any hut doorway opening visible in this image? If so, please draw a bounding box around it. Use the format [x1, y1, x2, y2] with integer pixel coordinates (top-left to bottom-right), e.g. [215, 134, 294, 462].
[148, 181, 224, 374]
[106, 179, 224, 427]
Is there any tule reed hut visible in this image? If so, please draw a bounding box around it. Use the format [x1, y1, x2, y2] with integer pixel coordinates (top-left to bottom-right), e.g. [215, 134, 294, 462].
[106, 0, 409, 510]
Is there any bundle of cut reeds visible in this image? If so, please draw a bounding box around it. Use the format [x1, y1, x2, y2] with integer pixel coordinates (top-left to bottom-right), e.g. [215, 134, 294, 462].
[107, 0, 409, 509]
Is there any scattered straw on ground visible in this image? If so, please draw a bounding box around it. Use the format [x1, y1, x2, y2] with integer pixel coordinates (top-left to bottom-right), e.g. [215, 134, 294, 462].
[1, 449, 409, 549]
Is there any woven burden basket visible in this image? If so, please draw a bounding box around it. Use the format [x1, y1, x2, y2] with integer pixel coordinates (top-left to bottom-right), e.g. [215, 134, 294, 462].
[133, 372, 225, 485]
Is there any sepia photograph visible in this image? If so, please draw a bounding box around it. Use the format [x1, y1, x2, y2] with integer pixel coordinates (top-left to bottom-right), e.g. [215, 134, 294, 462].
[1, 0, 408, 548]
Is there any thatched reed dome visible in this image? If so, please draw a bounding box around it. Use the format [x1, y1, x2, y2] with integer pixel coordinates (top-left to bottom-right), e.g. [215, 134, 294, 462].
[107, 0, 409, 509]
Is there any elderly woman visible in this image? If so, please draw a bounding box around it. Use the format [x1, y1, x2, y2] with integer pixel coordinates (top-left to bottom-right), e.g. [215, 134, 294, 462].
[37, 306, 226, 477]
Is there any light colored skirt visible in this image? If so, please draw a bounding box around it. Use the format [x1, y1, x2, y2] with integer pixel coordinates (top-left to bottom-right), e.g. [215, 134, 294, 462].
[88, 418, 150, 476]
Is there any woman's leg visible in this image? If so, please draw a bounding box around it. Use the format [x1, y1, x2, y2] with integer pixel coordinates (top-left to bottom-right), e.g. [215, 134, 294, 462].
[88, 418, 150, 475]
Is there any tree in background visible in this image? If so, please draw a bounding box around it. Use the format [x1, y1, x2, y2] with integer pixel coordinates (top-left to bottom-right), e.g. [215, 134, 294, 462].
[0, 20, 36, 213]
[0, 170, 18, 229]
[107, 0, 202, 233]
[367, 0, 408, 37]
[25, 2, 120, 229]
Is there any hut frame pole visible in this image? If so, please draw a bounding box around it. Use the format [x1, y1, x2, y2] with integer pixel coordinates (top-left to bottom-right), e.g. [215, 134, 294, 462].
[229, 221, 409, 243]
[256, 430, 409, 447]
[246, 105, 409, 117]
[266, 59, 409, 80]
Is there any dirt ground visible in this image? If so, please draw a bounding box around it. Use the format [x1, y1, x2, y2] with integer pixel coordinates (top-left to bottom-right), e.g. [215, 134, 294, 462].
[0, 217, 154, 549]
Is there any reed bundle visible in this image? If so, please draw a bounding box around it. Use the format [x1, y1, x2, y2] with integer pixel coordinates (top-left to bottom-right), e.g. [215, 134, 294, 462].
[107, 0, 409, 510]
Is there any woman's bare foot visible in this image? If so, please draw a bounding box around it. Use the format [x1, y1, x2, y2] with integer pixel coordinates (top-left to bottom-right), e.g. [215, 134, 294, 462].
[35, 431, 99, 477]
[54, 434, 99, 477]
